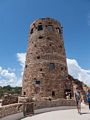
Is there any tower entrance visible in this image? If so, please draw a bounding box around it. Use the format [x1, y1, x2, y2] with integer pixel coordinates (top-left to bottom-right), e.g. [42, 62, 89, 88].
[64, 89, 72, 99]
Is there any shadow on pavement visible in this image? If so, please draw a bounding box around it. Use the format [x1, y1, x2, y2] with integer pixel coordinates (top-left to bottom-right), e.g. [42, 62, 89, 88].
[81, 112, 90, 115]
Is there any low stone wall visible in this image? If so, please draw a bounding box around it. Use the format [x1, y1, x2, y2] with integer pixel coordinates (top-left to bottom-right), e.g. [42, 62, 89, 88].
[35, 99, 76, 109]
[0, 99, 76, 118]
[2, 95, 18, 106]
[0, 103, 23, 118]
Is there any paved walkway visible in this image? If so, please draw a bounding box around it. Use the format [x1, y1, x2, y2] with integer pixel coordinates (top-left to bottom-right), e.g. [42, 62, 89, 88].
[0, 113, 23, 120]
[22, 106, 90, 120]
[1, 105, 90, 120]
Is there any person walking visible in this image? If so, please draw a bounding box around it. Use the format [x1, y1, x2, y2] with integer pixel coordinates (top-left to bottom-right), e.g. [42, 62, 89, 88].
[75, 87, 82, 114]
[86, 89, 90, 110]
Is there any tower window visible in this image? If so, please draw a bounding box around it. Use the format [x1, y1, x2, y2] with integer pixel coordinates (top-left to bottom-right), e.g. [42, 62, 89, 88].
[25, 65, 27, 68]
[30, 28, 33, 34]
[48, 25, 53, 31]
[56, 27, 61, 34]
[37, 56, 40, 59]
[36, 80, 40, 84]
[33, 78, 41, 85]
[52, 91, 55, 97]
[49, 63, 55, 70]
[61, 67, 64, 71]
[49, 44, 51, 46]
[39, 36, 43, 39]
[23, 92, 26, 95]
[38, 24, 44, 31]
[40, 68, 42, 71]
[34, 44, 37, 47]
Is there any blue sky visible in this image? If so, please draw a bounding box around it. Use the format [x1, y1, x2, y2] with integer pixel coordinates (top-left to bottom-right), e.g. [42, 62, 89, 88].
[0, 0, 90, 86]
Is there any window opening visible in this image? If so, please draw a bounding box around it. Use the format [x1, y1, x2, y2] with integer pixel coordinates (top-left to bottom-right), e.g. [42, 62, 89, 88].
[37, 56, 40, 59]
[56, 27, 61, 34]
[49, 44, 51, 46]
[23, 92, 26, 95]
[25, 65, 27, 68]
[49, 63, 55, 70]
[52, 91, 55, 97]
[36, 80, 40, 84]
[34, 44, 36, 47]
[38, 24, 44, 31]
[48, 25, 53, 31]
[61, 67, 64, 71]
[40, 68, 42, 71]
[39, 36, 43, 39]
[30, 28, 33, 34]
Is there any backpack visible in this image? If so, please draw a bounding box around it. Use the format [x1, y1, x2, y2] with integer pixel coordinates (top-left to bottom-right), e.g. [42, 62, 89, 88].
[87, 92, 90, 102]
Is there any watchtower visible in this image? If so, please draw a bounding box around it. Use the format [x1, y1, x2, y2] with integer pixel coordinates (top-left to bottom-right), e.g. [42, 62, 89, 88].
[22, 18, 69, 100]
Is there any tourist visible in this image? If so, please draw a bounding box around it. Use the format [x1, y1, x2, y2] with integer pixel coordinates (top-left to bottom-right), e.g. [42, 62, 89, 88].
[75, 87, 82, 114]
[86, 89, 90, 110]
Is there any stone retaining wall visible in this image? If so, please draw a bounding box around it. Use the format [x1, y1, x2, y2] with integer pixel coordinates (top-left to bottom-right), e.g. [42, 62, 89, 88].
[0, 99, 76, 118]
[0, 103, 23, 118]
[35, 99, 76, 109]
[2, 95, 18, 106]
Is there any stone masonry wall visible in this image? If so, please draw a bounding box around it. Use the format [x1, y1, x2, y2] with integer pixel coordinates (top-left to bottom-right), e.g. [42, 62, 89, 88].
[2, 94, 18, 106]
[0, 99, 76, 118]
[22, 17, 70, 100]
[0, 103, 23, 118]
[35, 99, 76, 109]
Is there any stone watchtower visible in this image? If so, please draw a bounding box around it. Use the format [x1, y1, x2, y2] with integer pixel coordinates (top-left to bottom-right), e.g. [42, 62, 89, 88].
[22, 17, 69, 100]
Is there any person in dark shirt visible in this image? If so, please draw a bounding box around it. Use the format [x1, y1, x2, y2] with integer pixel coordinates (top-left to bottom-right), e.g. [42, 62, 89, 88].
[75, 88, 82, 114]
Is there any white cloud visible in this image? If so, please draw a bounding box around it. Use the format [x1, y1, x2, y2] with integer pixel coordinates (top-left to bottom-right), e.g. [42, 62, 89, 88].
[67, 58, 90, 86]
[17, 53, 26, 69]
[16, 53, 26, 86]
[0, 66, 17, 87]
[0, 53, 26, 87]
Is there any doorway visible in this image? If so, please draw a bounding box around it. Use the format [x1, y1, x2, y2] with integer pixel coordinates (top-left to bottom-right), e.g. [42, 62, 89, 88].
[64, 89, 72, 99]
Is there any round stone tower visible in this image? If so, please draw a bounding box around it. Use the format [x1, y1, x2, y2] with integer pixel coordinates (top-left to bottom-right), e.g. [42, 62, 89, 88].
[22, 17, 68, 100]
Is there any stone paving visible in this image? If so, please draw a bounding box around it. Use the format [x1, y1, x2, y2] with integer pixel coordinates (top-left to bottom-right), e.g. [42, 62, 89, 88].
[22, 105, 90, 120]
[1, 105, 90, 120]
